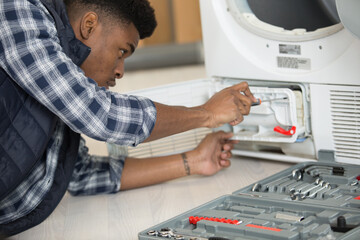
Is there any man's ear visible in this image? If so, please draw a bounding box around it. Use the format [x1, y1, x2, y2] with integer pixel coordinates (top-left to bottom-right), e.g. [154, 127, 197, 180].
[80, 12, 99, 40]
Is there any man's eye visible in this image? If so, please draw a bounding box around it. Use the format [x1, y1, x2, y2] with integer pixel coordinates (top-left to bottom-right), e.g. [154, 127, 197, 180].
[118, 50, 125, 59]
[120, 49, 128, 56]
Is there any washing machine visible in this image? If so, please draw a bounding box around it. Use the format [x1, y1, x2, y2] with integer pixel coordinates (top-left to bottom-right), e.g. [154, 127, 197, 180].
[136, 2, 360, 239]
[200, 0, 360, 165]
[119, 0, 360, 165]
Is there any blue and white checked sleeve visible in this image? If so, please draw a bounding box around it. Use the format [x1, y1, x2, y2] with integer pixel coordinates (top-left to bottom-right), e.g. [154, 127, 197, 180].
[0, 0, 156, 146]
[67, 137, 125, 196]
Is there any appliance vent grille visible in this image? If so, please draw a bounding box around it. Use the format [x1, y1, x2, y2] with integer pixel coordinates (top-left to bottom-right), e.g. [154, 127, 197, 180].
[128, 128, 212, 158]
[330, 90, 360, 160]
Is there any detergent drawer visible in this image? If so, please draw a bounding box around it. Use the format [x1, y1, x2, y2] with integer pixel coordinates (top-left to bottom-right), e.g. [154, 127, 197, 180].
[211, 79, 307, 143]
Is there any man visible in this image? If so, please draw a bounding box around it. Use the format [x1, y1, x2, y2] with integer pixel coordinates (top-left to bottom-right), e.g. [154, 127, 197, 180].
[0, 0, 256, 236]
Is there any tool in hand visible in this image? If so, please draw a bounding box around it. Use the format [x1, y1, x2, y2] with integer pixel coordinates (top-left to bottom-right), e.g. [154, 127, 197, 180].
[251, 97, 288, 106]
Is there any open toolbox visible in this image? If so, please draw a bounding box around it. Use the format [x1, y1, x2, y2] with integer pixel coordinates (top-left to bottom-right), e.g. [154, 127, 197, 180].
[138, 161, 360, 240]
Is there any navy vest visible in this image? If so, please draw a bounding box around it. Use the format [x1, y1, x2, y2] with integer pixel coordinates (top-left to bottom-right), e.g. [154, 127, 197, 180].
[0, 0, 91, 235]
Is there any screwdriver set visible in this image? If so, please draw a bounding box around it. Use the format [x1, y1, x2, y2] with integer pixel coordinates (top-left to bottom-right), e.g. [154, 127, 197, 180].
[138, 162, 360, 240]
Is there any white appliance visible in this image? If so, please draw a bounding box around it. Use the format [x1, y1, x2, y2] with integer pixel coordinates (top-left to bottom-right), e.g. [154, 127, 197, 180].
[114, 0, 360, 165]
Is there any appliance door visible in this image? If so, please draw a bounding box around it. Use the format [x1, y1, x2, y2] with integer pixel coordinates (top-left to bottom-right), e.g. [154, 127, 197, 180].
[199, 0, 360, 85]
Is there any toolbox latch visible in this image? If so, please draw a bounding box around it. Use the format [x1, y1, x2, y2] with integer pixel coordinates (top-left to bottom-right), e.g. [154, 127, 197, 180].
[318, 149, 335, 163]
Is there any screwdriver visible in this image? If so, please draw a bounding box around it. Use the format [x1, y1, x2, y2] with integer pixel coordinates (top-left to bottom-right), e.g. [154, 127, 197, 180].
[251, 97, 288, 106]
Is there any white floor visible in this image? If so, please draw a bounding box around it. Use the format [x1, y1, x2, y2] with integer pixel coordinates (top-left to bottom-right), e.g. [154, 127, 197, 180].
[14, 157, 292, 240]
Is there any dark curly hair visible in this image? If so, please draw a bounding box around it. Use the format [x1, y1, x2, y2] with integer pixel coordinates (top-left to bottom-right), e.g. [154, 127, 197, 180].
[64, 0, 157, 39]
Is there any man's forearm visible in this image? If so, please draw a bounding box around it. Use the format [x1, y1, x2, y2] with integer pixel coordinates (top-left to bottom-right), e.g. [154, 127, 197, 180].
[119, 131, 235, 190]
[145, 82, 256, 142]
[144, 102, 210, 142]
[119, 154, 188, 190]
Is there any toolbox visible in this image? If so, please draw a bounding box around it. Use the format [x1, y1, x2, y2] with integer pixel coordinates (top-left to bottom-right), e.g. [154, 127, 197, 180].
[138, 161, 360, 240]
[112, 0, 360, 239]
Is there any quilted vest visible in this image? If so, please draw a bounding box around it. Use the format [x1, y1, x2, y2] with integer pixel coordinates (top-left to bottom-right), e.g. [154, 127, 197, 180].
[0, 0, 91, 235]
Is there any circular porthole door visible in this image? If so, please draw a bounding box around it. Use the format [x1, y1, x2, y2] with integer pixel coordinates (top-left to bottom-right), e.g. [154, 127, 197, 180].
[227, 0, 343, 42]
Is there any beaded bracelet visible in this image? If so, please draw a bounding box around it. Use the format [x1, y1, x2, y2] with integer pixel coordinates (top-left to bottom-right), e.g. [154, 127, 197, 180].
[181, 153, 190, 175]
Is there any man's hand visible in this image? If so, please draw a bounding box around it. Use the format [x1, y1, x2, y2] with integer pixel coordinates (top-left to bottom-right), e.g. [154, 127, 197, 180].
[187, 131, 239, 176]
[120, 131, 238, 190]
[146, 81, 256, 142]
[201, 82, 257, 128]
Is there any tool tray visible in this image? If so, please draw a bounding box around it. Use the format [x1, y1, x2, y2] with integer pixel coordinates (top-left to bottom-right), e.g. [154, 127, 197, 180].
[138, 162, 360, 240]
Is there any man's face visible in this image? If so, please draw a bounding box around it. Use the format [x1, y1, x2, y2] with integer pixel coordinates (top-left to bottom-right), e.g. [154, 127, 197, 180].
[80, 21, 139, 89]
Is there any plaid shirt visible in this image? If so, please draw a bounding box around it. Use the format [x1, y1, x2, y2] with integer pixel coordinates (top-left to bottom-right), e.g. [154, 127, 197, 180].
[0, 0, 156, 224]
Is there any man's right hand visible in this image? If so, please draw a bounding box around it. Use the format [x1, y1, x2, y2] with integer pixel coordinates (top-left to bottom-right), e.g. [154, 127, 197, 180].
[201, 81, 257, 128]
[145, 82, 256, 142]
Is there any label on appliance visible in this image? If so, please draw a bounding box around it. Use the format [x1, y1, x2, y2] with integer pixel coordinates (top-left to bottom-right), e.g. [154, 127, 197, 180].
[279, 44, 301, 55]
[277, 56, 311, 70]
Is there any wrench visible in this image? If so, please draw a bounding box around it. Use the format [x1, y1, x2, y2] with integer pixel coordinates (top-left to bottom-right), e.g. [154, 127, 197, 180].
[289, 189, 305, 200]
[294, 182, 313, 192]
[261, 169, 303, 193]
[285, 181, 306, 194]
[265, 177, 293, 192]
[278, 179, 301, 193]
[298, 182, 321, 196]
[308, 184, 331, 199]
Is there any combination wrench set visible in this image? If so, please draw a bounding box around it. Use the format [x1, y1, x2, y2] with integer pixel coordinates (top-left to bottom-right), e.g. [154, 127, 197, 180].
[249, 163, 359, 204]
[139, 162, 360, 240]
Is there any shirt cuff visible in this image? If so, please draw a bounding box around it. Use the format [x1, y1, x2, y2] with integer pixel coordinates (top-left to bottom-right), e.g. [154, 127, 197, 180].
[131, 96, 157, 146]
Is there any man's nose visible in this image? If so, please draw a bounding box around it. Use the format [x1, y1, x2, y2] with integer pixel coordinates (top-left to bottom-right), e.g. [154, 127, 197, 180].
[115, 72, 123, 79]
[115, 62, 124, 79]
